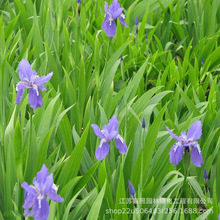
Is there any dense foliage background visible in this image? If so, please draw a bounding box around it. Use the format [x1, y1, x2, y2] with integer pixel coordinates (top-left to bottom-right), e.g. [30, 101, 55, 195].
[0, 0, 220, 219]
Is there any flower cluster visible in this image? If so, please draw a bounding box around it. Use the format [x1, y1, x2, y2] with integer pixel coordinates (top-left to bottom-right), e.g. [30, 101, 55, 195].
[21, 165, 63, 220]
[166, 121, 203, 167]
[102, 0, 128, 37]
[91, 115, 127, 160]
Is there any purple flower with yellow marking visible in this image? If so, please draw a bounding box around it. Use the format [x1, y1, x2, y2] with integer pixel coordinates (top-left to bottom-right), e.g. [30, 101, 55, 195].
[102, 0, 128, 37]
[15, 59, 53, 109]
[166, 121, 203, 167]
[91, 115, 127, 160]
[21, 165, 63, 220]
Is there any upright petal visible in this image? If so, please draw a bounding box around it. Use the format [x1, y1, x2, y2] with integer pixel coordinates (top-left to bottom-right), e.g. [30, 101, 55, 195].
[95, 140, 110, 160]
[28, 88, 43, 109]
[33, 197, 49, 220]
[104, 2, 108, 13]
[36, 165, 49, 184]
[109, 0, 120, 13]
[115, 135, 127, 154]
[107, 130, 118, 140]
[119, 15, 128, 27]
[91, 124, 104, 139]
[166, 126, 181, 141]
[102, 16, 117, 37]
[112, 8, 123, 19]
[34, 72, 53, 86]
[42, 174, 54, 194]
[47, 184, 64, 203]
[191, 144, 203, 167]
[19, 59, 35, 81]
[169, 142, 184, 165]
[107, 115, 118, 133]
[187, 121, 202, 140]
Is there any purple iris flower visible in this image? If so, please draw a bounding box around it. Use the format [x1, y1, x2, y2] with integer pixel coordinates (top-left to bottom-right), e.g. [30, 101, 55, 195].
[128, 180, 136, 198]
[91, 115, 127, 160]
[21, 165, 64, 220]
[15, 59, 53, 110]
[219, 214, 220, 220]
[166, 121, 204, 167]
[102, 0, 128, 37]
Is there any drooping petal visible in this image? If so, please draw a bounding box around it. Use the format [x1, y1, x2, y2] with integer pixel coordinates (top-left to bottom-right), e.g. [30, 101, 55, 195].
[166, 126, 181, 141]
[24, 208, 35, 217]
[107, 115, 118, 134]
[34, 72, 53, 86]
[33, 197, 50, 220]
[128, 180, 136, 197]
[21, 182, 38, 196]
[91, 124, 104, 139]
[95, 140, 110, 160]
[169, 142, 184, 165]
[47, 184, 64, 203]
[23, 193, 36, 210]
[19, 59, 36, 81]
[119, 15, 128, 27]
[187, 120, 202, 140]
[191, 144, 203, 167]
[102, 16, 117, 37]
[28, 88, 43, 109]
[36, 164, 49, 184]
[115, 135, 127, 154]
[14, 83, 26, 105]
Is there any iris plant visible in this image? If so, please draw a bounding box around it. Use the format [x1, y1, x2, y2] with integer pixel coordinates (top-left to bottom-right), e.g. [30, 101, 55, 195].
[166, 121, 203, 167]
[102, 0, 128, 37]
[15, 59, 53, 109]
[21, 165, 63, 220]
[91, 115, 127, 160]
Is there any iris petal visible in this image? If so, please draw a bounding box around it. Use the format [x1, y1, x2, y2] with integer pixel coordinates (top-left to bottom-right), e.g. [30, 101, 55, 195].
[115, 135, 127, 154]
[102, 16, 116, 37]
[169, 142, 184, 165]
[91, 124, 104, 139]
[95, 140, 110, 160]
[28, 88, 43, 110]
[34, 72, 53, 86]
[33, 197, 49, 220]
[187, 121, 202, 140]
[191, 143, 203, 167]
[19, 59, 34, 81]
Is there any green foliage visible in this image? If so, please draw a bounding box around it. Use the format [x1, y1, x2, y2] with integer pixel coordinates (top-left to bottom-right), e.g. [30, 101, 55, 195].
[0, 0, 219, 219]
